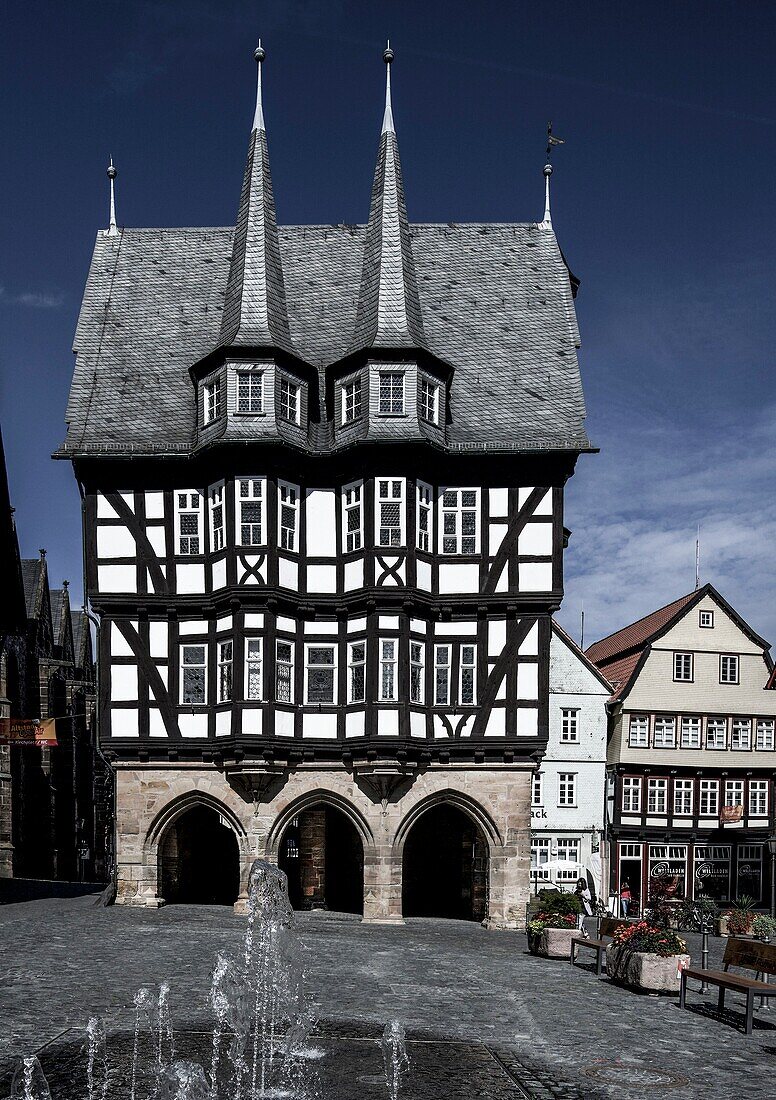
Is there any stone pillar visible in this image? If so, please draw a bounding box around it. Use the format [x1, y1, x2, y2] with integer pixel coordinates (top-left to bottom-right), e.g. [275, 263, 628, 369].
[362, 807, 404, 924]
[484, 769, 532, 930]
[299, 808, 326, 909]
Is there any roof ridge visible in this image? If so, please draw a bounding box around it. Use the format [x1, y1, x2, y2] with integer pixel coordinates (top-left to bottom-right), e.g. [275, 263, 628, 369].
[586, 590, 699, 665]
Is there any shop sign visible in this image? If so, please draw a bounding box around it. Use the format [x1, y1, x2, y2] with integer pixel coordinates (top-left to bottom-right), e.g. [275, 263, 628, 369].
[720, 804, 743, 824]
[649, 861, 685, 879]
[0, 718, 57, 746]
[695, 862, 730, 881]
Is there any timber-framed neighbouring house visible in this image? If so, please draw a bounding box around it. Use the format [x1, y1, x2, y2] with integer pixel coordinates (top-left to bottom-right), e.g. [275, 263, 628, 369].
[55, 44, 592, 925]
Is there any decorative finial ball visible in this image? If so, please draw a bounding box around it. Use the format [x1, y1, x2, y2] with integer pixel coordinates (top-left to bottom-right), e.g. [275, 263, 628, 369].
[543, 163, 553, 177]
[383, 45, 394, 64]
[107, 163, 117, 180]
[254, 43, 266, 63]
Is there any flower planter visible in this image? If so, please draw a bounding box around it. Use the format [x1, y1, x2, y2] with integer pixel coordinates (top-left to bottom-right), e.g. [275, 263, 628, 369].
[532, 927, 577, 958]
[605, 945, 690, 992]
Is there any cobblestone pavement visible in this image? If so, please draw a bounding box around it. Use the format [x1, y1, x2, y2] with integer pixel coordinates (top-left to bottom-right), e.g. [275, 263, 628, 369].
[1, 890, 773, 1099]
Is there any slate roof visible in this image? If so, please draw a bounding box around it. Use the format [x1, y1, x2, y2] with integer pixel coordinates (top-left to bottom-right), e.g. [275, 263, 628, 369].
[551, 620, 613, 693]
[50, 588, 67, 639]
[349, 73, 428, 355]
[60, 218, 590, 457]
[21, 559, 45, 618]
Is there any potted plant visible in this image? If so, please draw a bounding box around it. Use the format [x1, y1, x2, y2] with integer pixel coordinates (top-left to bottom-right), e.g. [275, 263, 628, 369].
[751, 914, 776, 942]
[722, 895, 756, 938]
[605, 921, 690, 992]
[527, 890, 582, 958]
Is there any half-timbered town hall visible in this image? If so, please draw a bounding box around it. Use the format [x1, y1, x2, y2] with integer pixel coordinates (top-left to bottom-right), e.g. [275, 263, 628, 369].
[56, 44, 591, 925]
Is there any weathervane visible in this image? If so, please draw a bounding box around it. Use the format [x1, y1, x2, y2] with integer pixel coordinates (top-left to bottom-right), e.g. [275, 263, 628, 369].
[541, 122, 565, 227]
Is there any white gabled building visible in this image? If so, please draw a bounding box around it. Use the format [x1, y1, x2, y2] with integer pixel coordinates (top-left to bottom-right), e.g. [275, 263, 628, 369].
[530, 622, 611, 894]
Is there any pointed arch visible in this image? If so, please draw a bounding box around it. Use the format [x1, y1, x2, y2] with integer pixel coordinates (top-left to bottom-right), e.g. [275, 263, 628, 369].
[145, 789, 249, 859]
[265, 787, 375, 859]
[392, 788, 502, 859]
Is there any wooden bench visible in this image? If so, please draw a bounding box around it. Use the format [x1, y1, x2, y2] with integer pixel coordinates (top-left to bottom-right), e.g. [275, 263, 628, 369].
[679, 937, 776, 1035]
[570, 917, 628, 975]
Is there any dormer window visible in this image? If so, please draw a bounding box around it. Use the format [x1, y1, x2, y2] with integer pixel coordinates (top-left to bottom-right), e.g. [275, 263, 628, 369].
[236, 369, 264, 414]
[342, 377, 362, 424]
[203, 376, 223, 424]
[379, 371, 405, 415]
[279, 377, 300, 424]
[420, 378, 439, 424]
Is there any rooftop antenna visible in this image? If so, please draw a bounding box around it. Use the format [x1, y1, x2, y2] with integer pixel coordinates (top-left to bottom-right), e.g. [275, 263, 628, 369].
[580, 607, 585, 651]
[695, 525, 700, 591]
[542, 122, 565, 227]
[106, 157, 118, 237]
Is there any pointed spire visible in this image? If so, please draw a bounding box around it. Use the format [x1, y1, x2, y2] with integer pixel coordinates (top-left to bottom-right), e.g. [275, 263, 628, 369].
[219, 41, 295, 354]
[106, 158, 118, 237]
[350, 43, 427, 353]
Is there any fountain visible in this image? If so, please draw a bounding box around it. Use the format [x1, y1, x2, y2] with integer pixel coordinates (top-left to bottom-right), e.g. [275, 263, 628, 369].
[6, 861, 409, 1100]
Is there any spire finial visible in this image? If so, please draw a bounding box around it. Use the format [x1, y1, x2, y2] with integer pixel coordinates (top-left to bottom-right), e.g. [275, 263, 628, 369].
[542, 122, 565, 228]
[382, 40, 394, 134]
[252, 39, 266, 132]
[106, 157, 118, 237]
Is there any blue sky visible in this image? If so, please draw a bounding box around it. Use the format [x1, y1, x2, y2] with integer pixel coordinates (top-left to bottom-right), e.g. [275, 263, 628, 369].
[1, 1, 774, 651]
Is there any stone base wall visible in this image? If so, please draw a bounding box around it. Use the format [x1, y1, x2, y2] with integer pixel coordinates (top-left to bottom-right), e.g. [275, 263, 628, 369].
[114, 762, 532, 929]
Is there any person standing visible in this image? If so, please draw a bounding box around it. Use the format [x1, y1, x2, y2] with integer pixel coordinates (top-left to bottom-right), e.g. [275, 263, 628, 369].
[575, 877, 592, 936]
[620, 880, 632, 918]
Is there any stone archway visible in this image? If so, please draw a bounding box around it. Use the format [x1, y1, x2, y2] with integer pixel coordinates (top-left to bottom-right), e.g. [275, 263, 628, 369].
[401, 802, 489, 921]
[158, 803, 240, 905]
[277, 803, 365, 915]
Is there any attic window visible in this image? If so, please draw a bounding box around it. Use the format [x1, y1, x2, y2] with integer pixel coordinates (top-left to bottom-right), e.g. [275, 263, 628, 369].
[236, 369, 264, 414]
[378, 371, 405, 415]
[699, 610, 714, 628]
[203, 377, 223, 424]
[279, 377, 300, 424]
[419, 378, 439, 424]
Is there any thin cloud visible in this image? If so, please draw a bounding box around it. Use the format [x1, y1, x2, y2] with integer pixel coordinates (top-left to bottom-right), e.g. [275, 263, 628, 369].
[0, 287, 64, 309]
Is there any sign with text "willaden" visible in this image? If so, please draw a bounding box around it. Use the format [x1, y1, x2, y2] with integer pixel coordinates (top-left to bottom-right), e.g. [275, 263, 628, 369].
[0, 719, 57, 746]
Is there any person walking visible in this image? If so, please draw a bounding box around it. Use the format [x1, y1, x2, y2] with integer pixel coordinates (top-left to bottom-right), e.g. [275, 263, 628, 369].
[575, 877, 592, 936]
[620, 880, 632, 918]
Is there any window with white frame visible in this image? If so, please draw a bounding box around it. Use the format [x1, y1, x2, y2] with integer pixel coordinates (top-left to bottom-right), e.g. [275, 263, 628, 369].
[647, 778, 668, 814]
[434, 645, 451, 706]
[378, 371, 405, 414]
[410, 642, 424, 704]
[673, 778, 694, 816]
[731, 719, 752, 750]
[245, 638, 262, 700]
[748, 783, 766, 818]
[342, 377, 362, 424]
[556, 838, 581, 879]
[699, 610, 714, 628]
[628, 714, 649, 748]
[531, 836, 551, 879]
[203, 376, 223, 424]
[653, 715, 676, 749]
[699, 780, 719, 816]
[756, 719, 775, 751]
[236, 369, 264, 414]
[305, 645, 336, 705]
[680, 716, 701, 749]
[209, 482, 225, 552]
[419, 378, 439, 424]
[622, 776, 642, 813]
[416, 481, 433, 552]
[560, 709, 579, 743]
[181, 644, 206, 705]
[376, 479, 405, 547]
[342, 482, 363, 553]
[379, 639, 398, 701]
[459, 645, 476, 705]
[348, 641, 366, 704]
[673, 652, 693, 682]
[236, 478, 265, 546]
[532, 772, 544, 805]
[279, 377, 300, 424]
[558, 772, 577, 807]
[176, 492, 202, 555]
[440, 488, 479, 554]
[706, 717, 727, 750]
[720, 654, 739, 684]
[724, 780, 744, 808]
[749, 780, 769, 816]
[275, 641, 294, 703]
[278, 482, 299, 552]
[217, 641, 233, 703]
